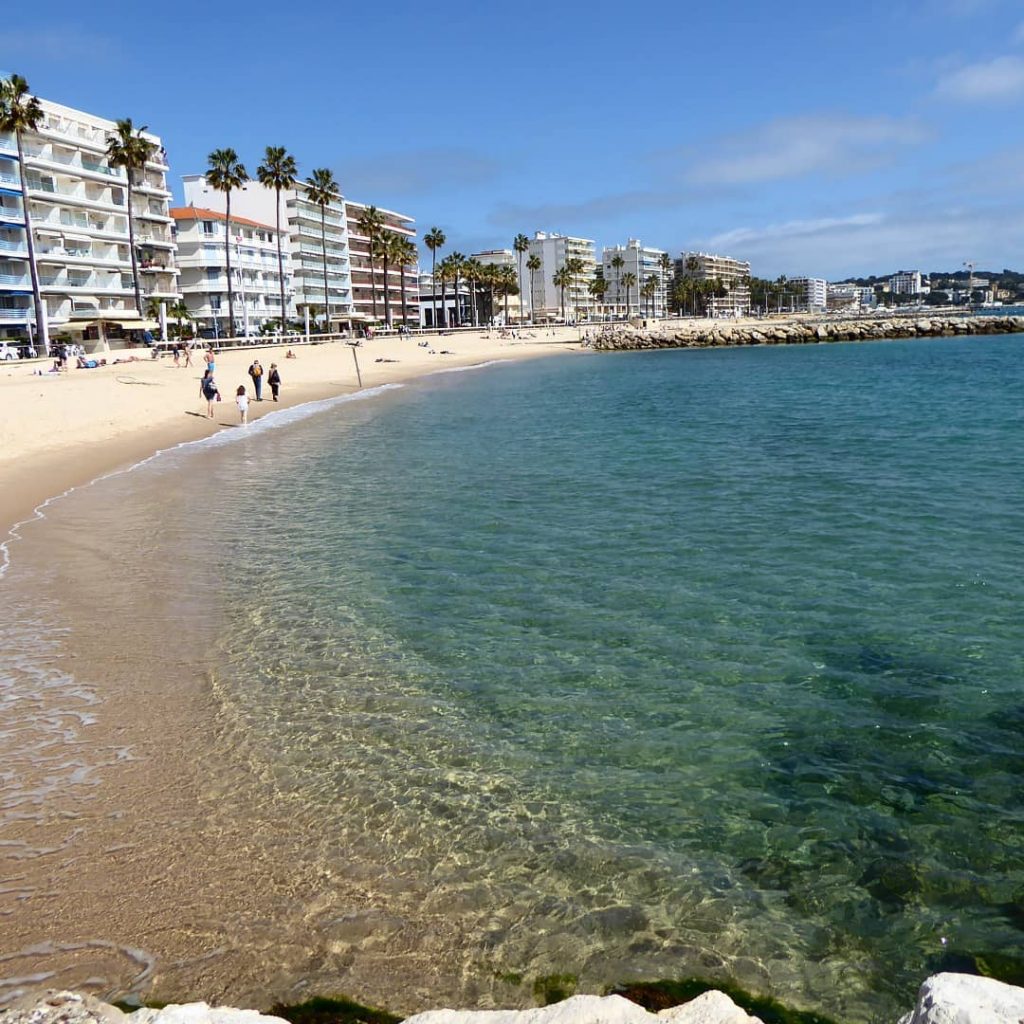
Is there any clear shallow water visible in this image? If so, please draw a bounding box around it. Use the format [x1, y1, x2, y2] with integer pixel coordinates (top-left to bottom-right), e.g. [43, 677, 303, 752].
[3, 336, 1024, 1021]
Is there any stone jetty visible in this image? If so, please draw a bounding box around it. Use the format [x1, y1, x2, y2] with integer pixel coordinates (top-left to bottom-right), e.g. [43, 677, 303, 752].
[588, 314, 1024, 352]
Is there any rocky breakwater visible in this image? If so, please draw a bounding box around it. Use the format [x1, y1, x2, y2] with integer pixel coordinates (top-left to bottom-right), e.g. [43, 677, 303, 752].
[5, 976, 1024, 1024]
[588, 315, 1024, 352]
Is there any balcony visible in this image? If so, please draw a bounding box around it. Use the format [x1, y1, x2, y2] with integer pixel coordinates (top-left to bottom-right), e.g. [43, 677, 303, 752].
[27, 181, 126, 212]
[0, 206, 24, 224]
[0, 273, 30, 287]
[0, 170, 21, 187]
[0, 135, 17, 154]
[0, 308, 30, 321]
[0, 237, 27, 253]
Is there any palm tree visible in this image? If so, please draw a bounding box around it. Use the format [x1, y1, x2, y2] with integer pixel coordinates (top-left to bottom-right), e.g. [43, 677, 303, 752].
[513, 233, 530, 322]
[660, 252, 673, 317]
[588, 277, 609, 318]
[106, 118, 155, 319]
[463, 257, 483, 327]
[565, 256, 585, 321]
[496, 265, 518, 324]
[373, 228, 399, 328]
[435, 255, 454, 327]
[0, 75, 48, 353]
[256, 146, 297, 333]
[610, 253, 625, 319]
[424, 226, 445, 330]
[305, 168, 341, 334]
[449, 251, 465, 326]
[205, 148, 248, 337]
[168, 298, 192, 338]
[526, 254, 541, 322]
[356, 205, 385, 323]
[394, 236, 418, 328]
[644, 274, 659, 318]
[552, 266, 572, 322]
[621, 271, 637, 318]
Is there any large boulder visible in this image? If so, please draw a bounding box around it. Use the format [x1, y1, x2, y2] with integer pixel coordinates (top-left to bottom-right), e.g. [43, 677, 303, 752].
[898, 973, 1024, 1024]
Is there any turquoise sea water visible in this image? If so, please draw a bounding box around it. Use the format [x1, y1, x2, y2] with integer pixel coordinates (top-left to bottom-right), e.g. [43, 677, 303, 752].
[5, 335, 1023, 1020]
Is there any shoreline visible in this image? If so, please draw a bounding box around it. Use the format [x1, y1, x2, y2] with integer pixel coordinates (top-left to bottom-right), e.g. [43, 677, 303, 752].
[0, 330, 580, 537]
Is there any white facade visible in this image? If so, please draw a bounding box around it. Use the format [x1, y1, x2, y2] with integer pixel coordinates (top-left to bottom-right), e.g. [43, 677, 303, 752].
[183, 175, 356, 329]
[346, 201, 419, 326]
[602, 239, 670, 318]
[1, 95, 177, 347]
[172, 207, 293, 334]
[527, 231, 596, 321]
[789, 277, 828, 312]
[828, 283, 877, 310]
[890, 270, 924, 295]
[678, 252, 751, 317]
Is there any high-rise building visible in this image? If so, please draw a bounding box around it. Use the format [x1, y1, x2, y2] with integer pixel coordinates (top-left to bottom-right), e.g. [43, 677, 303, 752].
[172, 206, 293, 335]
[788, 276, 828, 312]
[677, 252, 751, 317]
[345, 201, 419, 327]
[1, 94, 177, 349]
[602, 240, 670, 318]
[890, 270, 925, 295]
[527, 231, 596, 321]
[183, 175, 355, 331]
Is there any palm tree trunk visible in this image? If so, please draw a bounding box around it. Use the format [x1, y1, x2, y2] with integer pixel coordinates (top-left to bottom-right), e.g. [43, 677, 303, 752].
[529, 269, 535, 322]
[225, 189, 234, 337]
[440, 278, 447, 327]
[125, 164, 143, 317]
[382, 248, 391, 328]
[276, 185, 286, 333]
[369, 233, 378, 322]
[399, 262, 408, 328]
[430, 251, 438, 330]
[321, 205, 329, 334]
[517, 252, 524, 323]
[504, 287, 509, 324]
[15, 129, 49, 354]
[453, 272, 461, 327]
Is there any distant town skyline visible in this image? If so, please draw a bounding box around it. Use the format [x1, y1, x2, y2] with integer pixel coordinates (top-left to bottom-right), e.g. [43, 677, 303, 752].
[6, 0, 1024, 279]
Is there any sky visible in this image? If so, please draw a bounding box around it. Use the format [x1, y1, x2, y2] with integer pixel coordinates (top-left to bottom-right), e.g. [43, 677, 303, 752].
[6, 0, 1024, 280]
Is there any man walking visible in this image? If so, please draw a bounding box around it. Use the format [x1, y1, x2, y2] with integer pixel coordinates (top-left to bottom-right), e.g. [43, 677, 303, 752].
[248, 359, 264, 401]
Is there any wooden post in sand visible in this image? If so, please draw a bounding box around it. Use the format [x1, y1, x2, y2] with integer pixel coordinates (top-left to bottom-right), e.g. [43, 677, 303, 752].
[349, 343, 363, 389]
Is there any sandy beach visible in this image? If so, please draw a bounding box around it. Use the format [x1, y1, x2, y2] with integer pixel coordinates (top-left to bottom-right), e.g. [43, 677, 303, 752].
[0, 329, 581, 533]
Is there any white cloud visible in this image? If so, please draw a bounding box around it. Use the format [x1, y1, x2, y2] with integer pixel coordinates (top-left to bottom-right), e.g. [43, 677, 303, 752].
[695, 204, 1024, 280]
[3, 27, 114, 61]
[935, 55, 1024, 100]
[706, 214, 884, 251]
[685, 116, 928, 186]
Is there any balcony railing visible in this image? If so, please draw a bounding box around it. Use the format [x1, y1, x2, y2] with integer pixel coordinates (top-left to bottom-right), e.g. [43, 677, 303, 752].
[0, 171, 20, 186]
[0, 308, 30, 320]
[0, 208, 25, 223]
[0, 238, 27, 252]
[0, 273, 30, 286]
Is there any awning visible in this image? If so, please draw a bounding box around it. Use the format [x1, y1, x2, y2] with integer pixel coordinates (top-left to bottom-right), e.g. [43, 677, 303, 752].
[36, 229, 62, 238]
[61, 233, 91, 244]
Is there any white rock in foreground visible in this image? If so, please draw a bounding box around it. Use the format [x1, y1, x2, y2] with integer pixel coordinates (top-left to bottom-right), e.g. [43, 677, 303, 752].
[898, 972, 1024, 1024]
[402, 992, 762, 1024]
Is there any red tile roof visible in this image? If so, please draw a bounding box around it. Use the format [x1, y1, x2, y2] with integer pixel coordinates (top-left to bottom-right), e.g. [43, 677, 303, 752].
[170, 206, 278, 232]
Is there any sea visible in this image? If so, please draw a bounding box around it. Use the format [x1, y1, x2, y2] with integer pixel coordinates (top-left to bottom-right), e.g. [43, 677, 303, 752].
[1, 334, 1022, 1023]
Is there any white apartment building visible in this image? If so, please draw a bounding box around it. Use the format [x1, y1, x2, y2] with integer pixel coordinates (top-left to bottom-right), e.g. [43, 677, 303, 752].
[184, 175, 356, 330]
[345, 201, 419, 327]
[172, 207, 293, 335]
[527, 231, 596, 321]
[470, 249, 522, 324]
[602, 240, 670, 318]
[827, 283, 877, 311]
[890, 270, 925, 295]
[1, 94, 177, 349]
[678, 252, 751, 317]
[789, 277, 828, 312]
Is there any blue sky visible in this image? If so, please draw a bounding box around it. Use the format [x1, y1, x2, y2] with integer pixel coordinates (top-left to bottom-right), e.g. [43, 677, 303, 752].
[7, 0, 1024, 279]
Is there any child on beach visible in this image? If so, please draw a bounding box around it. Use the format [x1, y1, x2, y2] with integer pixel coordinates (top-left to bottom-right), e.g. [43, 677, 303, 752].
[236, 385, 249, 425]
[268, 363, 281, 402]
[200, 369, 220, 418]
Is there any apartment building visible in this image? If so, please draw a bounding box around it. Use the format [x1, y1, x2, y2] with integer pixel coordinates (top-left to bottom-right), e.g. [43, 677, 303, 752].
[602, 240, 670, 318]
[527, 231, 596, 321]
[471, 248, 522, 324]
[172, 207, 293, 335]
[827, 283, 877, 311]
[788, 276, 828, 312]
[184, 175, 355, 330]
[890, 270, 926, 295]
[677, 252, 751, 317]
[345, 201, 419, 327]
[1, 95, 177, 348]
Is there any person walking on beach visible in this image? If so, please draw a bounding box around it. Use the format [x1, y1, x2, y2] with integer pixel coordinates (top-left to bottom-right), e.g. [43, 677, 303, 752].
[183, 343, 193, 368]
[205, 347, 216, 374]
[200, 369, 220, 418]
[268, 363, 281, 402]
[235, 384, 249, 425]
[248, 359, 264, 401]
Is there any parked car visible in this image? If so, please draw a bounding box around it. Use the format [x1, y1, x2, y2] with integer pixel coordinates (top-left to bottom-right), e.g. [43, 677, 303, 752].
[0, 342, 26, 361]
